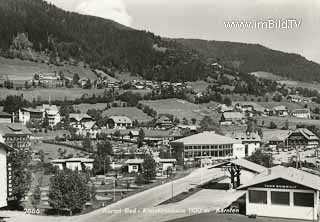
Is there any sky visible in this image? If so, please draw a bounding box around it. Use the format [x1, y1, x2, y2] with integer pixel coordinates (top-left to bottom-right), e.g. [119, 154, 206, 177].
[45, 0, 320, 64]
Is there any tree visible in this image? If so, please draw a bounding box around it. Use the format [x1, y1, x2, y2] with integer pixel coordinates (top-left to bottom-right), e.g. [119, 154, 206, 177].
[223, 97, 232, 106]
[182, 117, 189, 125]
[269, 121, 278, 129]
[42, 111, 50, 129]
[137, 128, 145, 148]
[48, 170, 91, 215]
[199, 116, 222, 134]
[3, 95, 30, 114]
[142, 155, 156, 183]
[246, 150, 273, 168]
[72, 73, 80, 85]
[31, 185, 41, 208]
[81, 135, 92, 149]
[191, 118, 197, 125]
[7, 149, 32, 209]
[93, 141, 113, 175]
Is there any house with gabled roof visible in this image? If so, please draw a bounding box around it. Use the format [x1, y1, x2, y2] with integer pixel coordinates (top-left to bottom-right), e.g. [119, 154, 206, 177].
[288, 128, 319, 149]
[238, 165, 320, 221]
[220, 112, 246, 125]
[107, 116, 133, 129]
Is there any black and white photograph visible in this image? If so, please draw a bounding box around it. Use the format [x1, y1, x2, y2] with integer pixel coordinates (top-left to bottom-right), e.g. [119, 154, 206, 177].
[0, 0, 320, 221]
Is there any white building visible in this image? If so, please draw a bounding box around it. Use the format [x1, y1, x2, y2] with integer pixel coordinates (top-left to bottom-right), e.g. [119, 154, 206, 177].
[292, 109, 311, 119]
[125, 159, 144, 173]
[171, 131, 244, 165]
[238, 165, 320, 221]
[42, 104, 61, 126]
[18, 104, 61, 126]
[0, 112, 12, 123]
[227, 132, 261, 157]
[0, 143, 9, 208]
[51, 158, 94, 171]
[107, 116, 133, 129]
[76, 121, 100, 139]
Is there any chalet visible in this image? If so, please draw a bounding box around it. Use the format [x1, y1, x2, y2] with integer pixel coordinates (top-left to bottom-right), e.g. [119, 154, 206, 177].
[171, 131, 244, 165]
[69, 113, 93, 129]
[272, 106, 288, 117]
[262, 130, 291, 149]
[76, 121, 100, 139]
[287, 94, 302, 103]
[227, 132, 261, 157]
[292, 109, 311, 119]
[220, 112, 245, 125]
[144, 128, 183, 146]
[238, 165, 320, 221]
[107, 116, 133, 129]
[0, 112, 12, 123]
[0, 123, 31, 150]
[288, 128, 319, 149]
[155, 116, 173, 129]
[51, 158, 94, 171]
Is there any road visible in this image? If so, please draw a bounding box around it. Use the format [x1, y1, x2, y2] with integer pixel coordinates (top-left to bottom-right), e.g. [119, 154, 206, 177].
[4, 167, 224, 222]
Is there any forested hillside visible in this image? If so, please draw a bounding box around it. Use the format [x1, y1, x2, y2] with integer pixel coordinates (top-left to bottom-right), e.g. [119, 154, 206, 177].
[1, 0, 320, 83]
[177, 39, 320, 83]
[0, 0, 210, 82]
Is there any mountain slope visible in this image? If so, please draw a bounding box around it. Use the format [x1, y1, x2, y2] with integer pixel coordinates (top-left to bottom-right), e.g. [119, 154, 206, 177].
[177, 39, 320, 83]
[0, 0, 209, 82]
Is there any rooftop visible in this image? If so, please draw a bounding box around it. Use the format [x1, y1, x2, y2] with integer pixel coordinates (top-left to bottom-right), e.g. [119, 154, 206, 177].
[290, 128, 319, 141]
[125, 159, 144, 164]
[222, 112, 245, 120]
[0, 123, 31, 135]
[226, 132, 261, 142]
[172, 131, 238, 145]
[273, 105, 287, 111]
[238, 165, 320, 191]
[69, 113, 92, 122]
[0, 111, 11, 117]
[108, 116, 133, 124]
[51, 158, 94, 163]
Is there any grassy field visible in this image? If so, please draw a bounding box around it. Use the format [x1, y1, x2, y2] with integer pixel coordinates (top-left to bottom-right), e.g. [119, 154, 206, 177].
[140, 98, 221, 122]
[0, 88, 106, 101]
[102, 107, 153, 122]
[257, 101, 303, 110]
[73, 103, 110, 113]
[0, 56, 98, 80]
[257, 116, 320, 129]
[31, 141, 89, 163]
[187, 80, 210, 92]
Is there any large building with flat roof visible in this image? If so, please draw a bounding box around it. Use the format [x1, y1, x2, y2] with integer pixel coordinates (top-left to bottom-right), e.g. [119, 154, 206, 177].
[171, 131, 244, 165]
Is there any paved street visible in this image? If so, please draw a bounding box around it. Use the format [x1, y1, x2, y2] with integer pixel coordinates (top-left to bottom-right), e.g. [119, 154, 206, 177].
[3, 167, 225, 222]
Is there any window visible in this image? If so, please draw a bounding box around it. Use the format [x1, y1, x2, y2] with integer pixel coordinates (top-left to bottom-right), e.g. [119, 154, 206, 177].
[294, 192, 314, 207]
[271, 191, 290, 205]
[249, 190, 267, 204]
[132, 165, 138, 170]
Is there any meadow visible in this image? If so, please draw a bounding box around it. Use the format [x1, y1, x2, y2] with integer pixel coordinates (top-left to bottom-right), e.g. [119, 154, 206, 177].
[0, 56, 98, 80]
[0, 88, 106, 101]
[140, 98, 221, 123]
[102, 107, 153, 122]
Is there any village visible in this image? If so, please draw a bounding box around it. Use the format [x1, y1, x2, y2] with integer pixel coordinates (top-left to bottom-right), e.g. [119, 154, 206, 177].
[1, 84, 320, 222]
